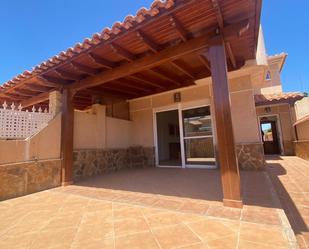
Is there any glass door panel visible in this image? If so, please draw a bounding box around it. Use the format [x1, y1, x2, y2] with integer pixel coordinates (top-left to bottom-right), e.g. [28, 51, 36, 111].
[182, 106, 215, 166]
[156, 110, 182, 166]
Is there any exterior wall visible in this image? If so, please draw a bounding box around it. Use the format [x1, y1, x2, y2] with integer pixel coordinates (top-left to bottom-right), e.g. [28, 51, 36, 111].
[0, 159, 61, 201]
[73, 147, 155, 180]
[0, 113, 61, 165]
[106, 117, 132, 149]
[130, 75, 264, 169]
[256, 104, 295, 155]
[73, 105, 106, 149]
[295, 97, 309, 120]
[295, 119, 309, 161]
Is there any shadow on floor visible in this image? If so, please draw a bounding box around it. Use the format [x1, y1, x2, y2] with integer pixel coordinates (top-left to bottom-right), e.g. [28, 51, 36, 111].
[74, 166, 281, 209]
[267, 160, 309, 238]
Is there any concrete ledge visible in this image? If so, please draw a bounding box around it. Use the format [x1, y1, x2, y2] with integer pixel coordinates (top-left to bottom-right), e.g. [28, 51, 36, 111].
[0, 159, 61, 201]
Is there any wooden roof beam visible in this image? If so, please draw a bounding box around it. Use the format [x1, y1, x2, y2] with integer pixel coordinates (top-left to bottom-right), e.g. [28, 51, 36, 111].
[21, 92, 50, 108]
[40, 75, 73, 85]
[170, 60, 195, 79]
[198, 54, 211, 71]
[55, 69, 83, 81]
[37, 76, 67, 87]
[13, 88, 38, 97]
[70, 20, 250, 91]
[149, 68, 181, 86]
[110, 43, 136, 62]
[113, 80, 152, 93]
[71, 61, 101, 75]
[100, 85, 138, 97]
[211, 0, 237, 69]
[169, 15, 190, 42]
[3, 93, 26, 101]
[127, 75, 165, 90]
[136, 30, 160, 53]
[88, 52, 116, 69]
[24, 83, 53, 92]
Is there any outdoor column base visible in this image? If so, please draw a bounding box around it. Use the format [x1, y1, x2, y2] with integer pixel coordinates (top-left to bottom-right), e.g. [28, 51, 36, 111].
[61, 181, 73, 187]
[223, 198, 243, 209]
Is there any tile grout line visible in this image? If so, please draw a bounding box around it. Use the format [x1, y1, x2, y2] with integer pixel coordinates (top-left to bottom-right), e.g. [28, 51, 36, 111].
[141, 209, 163, 249]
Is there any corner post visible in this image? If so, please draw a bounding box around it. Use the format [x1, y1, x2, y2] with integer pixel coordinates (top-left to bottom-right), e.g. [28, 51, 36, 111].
[207, 43, 243, 208]
[61, 88, 75, 186]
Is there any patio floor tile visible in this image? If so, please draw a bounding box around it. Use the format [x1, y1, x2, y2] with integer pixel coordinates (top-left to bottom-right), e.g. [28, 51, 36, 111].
[152, 224, 201, 249]
[1, 157, 303, 249]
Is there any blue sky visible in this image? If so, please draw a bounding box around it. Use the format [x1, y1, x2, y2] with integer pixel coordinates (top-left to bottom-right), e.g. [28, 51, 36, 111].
[0, 1, 308, 93]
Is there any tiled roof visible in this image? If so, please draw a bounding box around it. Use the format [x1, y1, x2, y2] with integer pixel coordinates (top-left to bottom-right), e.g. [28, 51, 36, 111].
[0, 0, 176, 90]
[255, 92, 307, 106]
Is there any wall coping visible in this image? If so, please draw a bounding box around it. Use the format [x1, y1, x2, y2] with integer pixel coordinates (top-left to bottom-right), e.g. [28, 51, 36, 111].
[293, 140, 309, 143]
[0, 158, 61, 168]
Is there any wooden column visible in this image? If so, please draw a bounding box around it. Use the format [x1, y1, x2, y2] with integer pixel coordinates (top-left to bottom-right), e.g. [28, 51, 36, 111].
[207, 43, 243, 208]
[61, 88, 75, 186]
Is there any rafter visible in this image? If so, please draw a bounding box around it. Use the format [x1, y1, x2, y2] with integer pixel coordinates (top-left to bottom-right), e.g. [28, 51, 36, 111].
[112, 79, 152, 93]
[21, 92, 50, 108]
[40, 75, 72, 85]
[169, 15, 190, 42]
[198, 54, 211, 71]
[128, 75, 165, 90]
[211, 0, 237, 69]
[88, 52, 116, 69]
[100, 85, 138, 97]
[170, 60, 195, 79]
[71, 61, 101, 75]
[55, 69, 83, 80]
[69, 20, 250, 91]
[110, 43, 136, 62]
[24, 83, 53, 92]
[37, 76, 68, 87]
[3, 93, 26, 101]
[13, 88, 37, 97]
[136, 30, 160, 53]
[149, 68, 181, 86]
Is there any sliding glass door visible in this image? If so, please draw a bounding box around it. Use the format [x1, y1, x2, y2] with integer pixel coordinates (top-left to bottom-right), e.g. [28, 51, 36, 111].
[182, 106, 215, 166]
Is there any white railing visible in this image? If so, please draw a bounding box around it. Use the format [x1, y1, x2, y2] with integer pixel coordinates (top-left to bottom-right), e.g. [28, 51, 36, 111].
[0, 102, 54, 139]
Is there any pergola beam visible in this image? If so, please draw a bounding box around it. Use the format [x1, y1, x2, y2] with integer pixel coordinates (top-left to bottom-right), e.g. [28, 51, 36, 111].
[149, 68, 181, 86]
[170, 15, 190, 42]
[55, 69, 83, 81]
[13, 88, 38, 97]
[211, 0, 237, 69]
[136, 30, 160, 53]
[110, 43, 136, 62]
[69, 20, 248, 91]
[24, 83, 53, 92]
[170, 60, 195, 79]
[88, 52, 116, 69]
[71, 61, 101, 75]
[21, 92, 50, 108]
[198, 54, 211, 71]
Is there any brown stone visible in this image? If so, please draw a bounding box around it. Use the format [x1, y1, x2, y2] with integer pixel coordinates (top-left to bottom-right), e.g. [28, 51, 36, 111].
[236, 143, 265, 170]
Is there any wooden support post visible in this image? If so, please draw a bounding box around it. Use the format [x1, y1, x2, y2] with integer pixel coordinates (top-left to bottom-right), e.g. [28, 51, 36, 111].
[207, 43, 243, 208]
[61, 88, 75, 186]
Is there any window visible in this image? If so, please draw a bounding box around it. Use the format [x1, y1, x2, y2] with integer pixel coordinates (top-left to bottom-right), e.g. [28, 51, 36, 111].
[265, 70, 271, 81]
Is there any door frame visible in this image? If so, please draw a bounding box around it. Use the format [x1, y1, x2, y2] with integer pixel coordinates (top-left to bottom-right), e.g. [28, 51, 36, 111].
[153, 100, 217, 169]
[257, 114, 284, 155]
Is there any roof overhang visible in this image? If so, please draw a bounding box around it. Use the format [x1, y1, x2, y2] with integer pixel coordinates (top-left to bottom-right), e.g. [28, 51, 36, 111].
[255, 92, 307, 107]
[0, 0, 263, 110]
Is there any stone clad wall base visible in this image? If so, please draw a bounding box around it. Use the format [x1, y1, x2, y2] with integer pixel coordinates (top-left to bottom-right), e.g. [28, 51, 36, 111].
[73, 146, 155, 181]
[236, 143, 265, 170]
[295, 141, 309, 161]
[0, 159, 61, 201]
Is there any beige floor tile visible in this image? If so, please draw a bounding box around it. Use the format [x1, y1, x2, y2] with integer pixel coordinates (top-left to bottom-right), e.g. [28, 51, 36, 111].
[179, 201, 209, 215]
[152, 198, 183, 210]
[206, 234, 238, 249]
[114, 217, 150, 237]
[115, 231, 160, 249]
[145, 211, 183, 228]
[241, 208, 281, 225]
[206, 205, 241, 220]
[71, 237, 114, 249]
[152, 224, 201, 249]
[239, 222, 288, 247]
[186, 218, 239, 242]
[238, 240, 288, 249]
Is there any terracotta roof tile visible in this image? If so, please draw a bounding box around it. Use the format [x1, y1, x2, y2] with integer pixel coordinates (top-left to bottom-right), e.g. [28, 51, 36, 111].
[255, 92, 307, 106]
[0, 0, 180, 92]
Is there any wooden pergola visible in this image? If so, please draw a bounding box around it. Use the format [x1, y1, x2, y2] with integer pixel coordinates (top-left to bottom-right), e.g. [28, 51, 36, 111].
[0, 0, 262, 208]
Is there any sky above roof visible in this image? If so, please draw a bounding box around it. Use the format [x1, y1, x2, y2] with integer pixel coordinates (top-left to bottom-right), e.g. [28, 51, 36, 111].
[0, 0, 308, 93]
